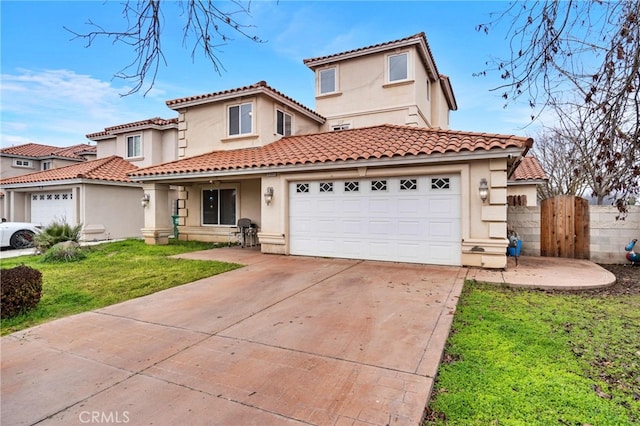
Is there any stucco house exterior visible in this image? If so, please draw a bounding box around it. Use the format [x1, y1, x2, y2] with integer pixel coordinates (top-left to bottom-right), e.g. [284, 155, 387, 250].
[129, 33, 535, 269]
[0, 118, 178, 240]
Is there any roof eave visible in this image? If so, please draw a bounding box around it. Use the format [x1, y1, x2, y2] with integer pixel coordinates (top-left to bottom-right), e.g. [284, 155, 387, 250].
[130, 146, 525, 183]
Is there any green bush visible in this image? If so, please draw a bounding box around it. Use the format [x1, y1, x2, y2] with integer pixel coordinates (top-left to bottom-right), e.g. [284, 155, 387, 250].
[41, 241, 86, 263]
[1, 265, 43, 319]
[34, 219, 82, 253]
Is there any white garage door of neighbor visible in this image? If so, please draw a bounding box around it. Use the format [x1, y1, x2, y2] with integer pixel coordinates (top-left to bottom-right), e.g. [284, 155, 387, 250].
[31, 191, 75, 227]
[289, 175, 461, 265]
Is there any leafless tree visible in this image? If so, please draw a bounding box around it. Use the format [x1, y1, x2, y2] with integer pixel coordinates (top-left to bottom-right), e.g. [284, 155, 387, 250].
[65, 0, 263, 95]
[477, 0, 640, 213]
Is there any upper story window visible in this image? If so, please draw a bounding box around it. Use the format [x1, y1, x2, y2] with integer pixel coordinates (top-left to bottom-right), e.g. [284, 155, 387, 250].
[229, 102, 253, 136]
[126, 134, 142, 158]
[276, 110, 292, 136]
[41, 161, 52, 171]
[319, 67, 337, 95]
[388, 52, 408, 82]
[13, 159, 32, 168]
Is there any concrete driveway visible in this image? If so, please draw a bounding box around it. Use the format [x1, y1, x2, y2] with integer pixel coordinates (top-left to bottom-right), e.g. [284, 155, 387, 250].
[1, 249, 465, 425]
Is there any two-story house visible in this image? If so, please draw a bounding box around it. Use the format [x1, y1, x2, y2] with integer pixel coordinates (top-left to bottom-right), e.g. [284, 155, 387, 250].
[130, 33, 533, 268]
[0, 118, 177, 240]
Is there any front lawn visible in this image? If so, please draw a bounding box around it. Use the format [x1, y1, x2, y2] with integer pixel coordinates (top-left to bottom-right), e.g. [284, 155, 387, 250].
[1, 239, 242, 335]
[425, 274, 640, 425]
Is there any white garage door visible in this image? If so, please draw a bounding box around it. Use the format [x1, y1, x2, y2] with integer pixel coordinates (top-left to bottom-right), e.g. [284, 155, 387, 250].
[31, 191, 75, 226]
[289, 175, 461, 265]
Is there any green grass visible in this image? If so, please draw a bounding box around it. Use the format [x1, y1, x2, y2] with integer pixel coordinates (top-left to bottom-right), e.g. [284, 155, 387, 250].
[1, 239, 242, 335]
[425, 281, 640, 426]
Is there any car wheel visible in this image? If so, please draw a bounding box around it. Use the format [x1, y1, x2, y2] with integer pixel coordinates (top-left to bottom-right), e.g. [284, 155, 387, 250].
[9, 230, 36, 249]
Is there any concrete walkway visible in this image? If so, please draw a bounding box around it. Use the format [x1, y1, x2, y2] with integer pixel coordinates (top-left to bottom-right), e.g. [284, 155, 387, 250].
[1, 249, 465, 425]
[468, 255, 616, 290]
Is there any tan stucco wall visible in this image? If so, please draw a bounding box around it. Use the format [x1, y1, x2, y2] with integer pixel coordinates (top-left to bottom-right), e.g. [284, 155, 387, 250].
[176, 95, 323, 159]
[96, 137, 118, 158]
[314, 46, 450, 130]
[82, 184, 145, 240]
[507, 184, 538, 206]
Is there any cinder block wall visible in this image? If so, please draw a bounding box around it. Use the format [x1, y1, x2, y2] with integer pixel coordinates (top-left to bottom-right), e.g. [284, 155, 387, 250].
[507, 205, 640, 264]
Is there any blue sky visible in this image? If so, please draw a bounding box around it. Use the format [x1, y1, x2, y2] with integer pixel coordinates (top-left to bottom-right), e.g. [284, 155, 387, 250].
[1, 1, 544, 149]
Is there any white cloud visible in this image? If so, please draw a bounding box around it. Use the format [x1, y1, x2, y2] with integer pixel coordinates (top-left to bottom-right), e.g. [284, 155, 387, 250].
[0, 69, 172, 148]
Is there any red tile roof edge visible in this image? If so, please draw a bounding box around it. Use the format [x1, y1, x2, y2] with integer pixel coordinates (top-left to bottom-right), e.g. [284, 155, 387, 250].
[0, 156, 138, 186]
[128, 124, 532, 178]
[303, 32, 440, 76]
[510, 156, 547, 181]
[164, 81, 325, 122]
[0, 143, 95, 160]
[86, 117, 178, 139]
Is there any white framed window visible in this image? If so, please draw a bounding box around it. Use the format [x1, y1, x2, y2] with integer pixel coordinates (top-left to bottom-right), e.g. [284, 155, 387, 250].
[14, 159, 32, 168]
[388, 52, 408, 82]
[41, 161, 52, 171]
[319, 67, 337, 95]
[276, 109, 292, 136]
[126, 135, 142, 158]
[228, 102, 253, 136]
[202, 188, 237, 225]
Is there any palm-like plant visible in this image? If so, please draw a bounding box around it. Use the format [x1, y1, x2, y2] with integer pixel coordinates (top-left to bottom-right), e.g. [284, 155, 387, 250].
[33, 219, 83, 253]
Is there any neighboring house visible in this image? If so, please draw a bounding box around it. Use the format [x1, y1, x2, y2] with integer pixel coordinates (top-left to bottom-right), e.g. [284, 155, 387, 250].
[0, 118, 178, 240]
[507, 156, 547, 206]
[128, 32, 534, 269]
[0, 142, 96, 219]
[0, 156, 143, 240]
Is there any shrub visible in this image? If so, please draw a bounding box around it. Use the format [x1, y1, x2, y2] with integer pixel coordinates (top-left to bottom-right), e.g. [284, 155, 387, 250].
[1, 265, 43, 319]
[41, 241, 86, 263]
[34, 219, 82, 253]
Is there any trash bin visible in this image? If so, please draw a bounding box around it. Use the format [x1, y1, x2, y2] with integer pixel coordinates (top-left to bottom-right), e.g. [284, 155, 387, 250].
[507, 239, 522, 257]
[171, 215, 179, 238]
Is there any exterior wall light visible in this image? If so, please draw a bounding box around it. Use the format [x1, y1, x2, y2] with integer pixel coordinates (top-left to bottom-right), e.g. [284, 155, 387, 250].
[264, 187, 274, 206]
[479, 178, 489, 203]
[141, 193, 150, 208]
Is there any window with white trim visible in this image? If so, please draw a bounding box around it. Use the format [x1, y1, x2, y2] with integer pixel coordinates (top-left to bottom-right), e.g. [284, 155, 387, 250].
[228, 102, 253, 136]
[276, 110, 292, 136]
[319, 67, 337, 95]
[388, 52, 408, 82]
[13, 159, 32, 168]
[42, 161, 52, 171]
[202, 188, 236, 225]
[126, 135, 142, 158]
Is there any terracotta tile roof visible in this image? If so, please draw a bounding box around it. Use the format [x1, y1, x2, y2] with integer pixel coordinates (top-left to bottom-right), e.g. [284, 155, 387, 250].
[164, 81, 325, 122]
[0, 156, 138, 186]
[86, 117, 178, 139]
[511, 156, 547, 181]
[129, 124, 532, 178]
[0, 143, 95, 160]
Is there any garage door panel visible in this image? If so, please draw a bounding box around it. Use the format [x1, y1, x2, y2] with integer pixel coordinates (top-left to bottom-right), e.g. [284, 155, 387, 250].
[289, 175, 461, 265]
[31, 191, 74, 226]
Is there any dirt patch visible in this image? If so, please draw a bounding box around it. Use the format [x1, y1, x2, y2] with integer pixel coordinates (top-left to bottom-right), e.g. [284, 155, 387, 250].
[574, 264, 640, 296]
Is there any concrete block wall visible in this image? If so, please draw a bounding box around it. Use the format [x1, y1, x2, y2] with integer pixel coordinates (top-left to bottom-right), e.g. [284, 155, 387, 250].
[507, 205, 640, 264]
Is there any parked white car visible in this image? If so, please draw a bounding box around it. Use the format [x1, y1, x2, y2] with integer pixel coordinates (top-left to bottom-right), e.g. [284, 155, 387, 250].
[0, 222, 42, 249]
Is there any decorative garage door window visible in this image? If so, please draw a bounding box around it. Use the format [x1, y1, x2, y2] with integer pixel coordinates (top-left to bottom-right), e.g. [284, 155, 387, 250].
[400, 179, 417, 190]
[371, 180, 387, 191]
[344, 181, 359, 192]
[32, 193, 73, 201]
[431, 177, 450, 190]
[319, 182, 333, 193]
[296, 183, 310, 193]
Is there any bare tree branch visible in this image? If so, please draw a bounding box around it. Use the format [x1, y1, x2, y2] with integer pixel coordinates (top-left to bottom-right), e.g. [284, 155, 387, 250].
[65, 0, 264, 96]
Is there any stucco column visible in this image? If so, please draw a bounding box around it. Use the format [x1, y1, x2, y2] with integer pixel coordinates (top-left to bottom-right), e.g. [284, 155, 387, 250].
[141, 183, 173, 245]
[258, 176, 287, 254]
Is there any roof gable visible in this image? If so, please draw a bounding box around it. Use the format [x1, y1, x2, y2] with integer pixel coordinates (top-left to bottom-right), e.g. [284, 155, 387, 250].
[129, 124, 532, 178]
[164, 81, 325, 123]
[0, 156, 138, 186]
[86, 117, 178, 140]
